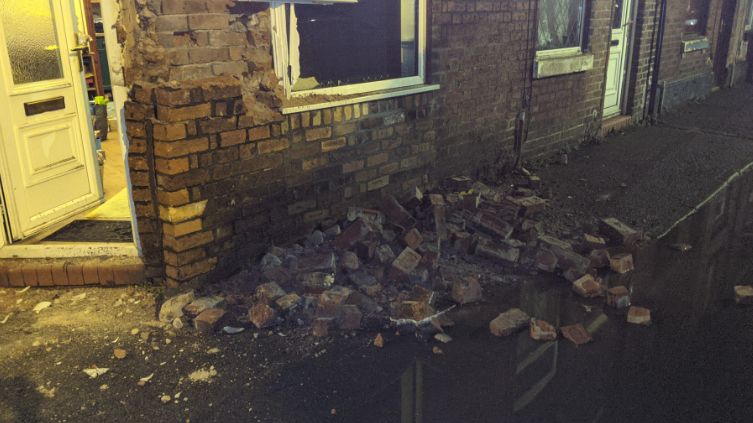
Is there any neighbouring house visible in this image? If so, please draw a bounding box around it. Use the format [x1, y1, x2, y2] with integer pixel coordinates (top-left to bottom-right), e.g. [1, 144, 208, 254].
[0, 0, 751, 287]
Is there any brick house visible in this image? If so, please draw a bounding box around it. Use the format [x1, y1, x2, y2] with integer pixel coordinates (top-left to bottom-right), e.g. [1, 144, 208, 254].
[1, 0, 751, 287]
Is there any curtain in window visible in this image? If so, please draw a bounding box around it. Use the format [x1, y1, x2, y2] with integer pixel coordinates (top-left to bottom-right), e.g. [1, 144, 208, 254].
[537, 0, 586, 51]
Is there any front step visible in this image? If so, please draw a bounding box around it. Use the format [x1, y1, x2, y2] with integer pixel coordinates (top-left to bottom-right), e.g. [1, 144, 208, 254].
[0, 257, 145, 287]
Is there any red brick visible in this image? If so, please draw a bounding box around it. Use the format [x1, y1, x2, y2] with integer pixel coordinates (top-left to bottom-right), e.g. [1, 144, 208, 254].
[36, 264, 54, 286]
[22, 265, 38, 286]
[82, 263, 100, 285]
[65, 262, 85, 286]
[8, 267, 25, 287]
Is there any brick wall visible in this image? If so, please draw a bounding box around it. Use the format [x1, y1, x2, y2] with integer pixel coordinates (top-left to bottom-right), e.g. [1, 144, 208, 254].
[120, 0, 661, 285]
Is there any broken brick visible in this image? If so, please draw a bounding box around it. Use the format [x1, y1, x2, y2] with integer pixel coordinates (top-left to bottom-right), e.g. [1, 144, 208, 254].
[298, 252, 337, 274]
[451, 276, 483, 305]
[339, 305, 363, 330]
[255, 282, 286, 301]
[299, 272, 334, 292]
[391, 247, 422, 278]
[607, 286, 631, 308]
[627, 306, 651, 325]
[572, 274, 602, 298]
[312, 317, 334, 337]
[476, 238, 520, 263]
[334, 219, 370, 250]
[734, 285, 753, 305]
[276, 293, 302, 312]
[316, 286, 352, 318]
[346, 207, 384, 228]
[589, 248, 611, 268]
[381, 195, 415, 229]
[194, 308, 226, 334]
[429, 194, 448, 241]
[535, 249, 558, 272]
[583, 233, 607, 249]
[610, 253, 635, 274]
[529, 318, 557, 341]
[453, 231, 477, 254]
[470, 211, 514, 239]
[561, 324, 592, 345]
[354, 240, 378, 260]
[506, 195, 547, 217]
[489, 308, 530, 337]
[403, 187, 424, 210]
[402, 228, 424, 249]
[249, 303, 277, 329]
[340, 251, 360, 271]
[600, 218, 640, 246]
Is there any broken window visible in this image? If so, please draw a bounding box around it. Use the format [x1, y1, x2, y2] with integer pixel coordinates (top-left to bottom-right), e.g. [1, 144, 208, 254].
[272, 0, 426, 96]
[537, 0, 587, 52]
[683, 0, 709, 36]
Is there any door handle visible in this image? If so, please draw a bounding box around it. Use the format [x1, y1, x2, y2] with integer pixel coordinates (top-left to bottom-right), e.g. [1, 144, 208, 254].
[71, 44, 89, 53]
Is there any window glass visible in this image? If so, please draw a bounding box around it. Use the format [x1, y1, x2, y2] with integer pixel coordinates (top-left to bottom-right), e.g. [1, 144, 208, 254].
[0, 0, 64, 84]
[746, 0, 753, 30]
[293, 0, 418, 91]
[683, 0, 709, 35]
[537, 0, 586, 51]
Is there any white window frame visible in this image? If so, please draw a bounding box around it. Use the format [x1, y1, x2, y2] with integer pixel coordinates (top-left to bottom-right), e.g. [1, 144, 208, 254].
[270, 0, 427, 98]
[535, 0, 587, 58]
[745, 0, 753, 32]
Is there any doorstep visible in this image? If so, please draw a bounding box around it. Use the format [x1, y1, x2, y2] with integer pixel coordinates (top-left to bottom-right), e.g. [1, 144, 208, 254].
[0, 256, 145, 287]
[600, 114, 633, 138]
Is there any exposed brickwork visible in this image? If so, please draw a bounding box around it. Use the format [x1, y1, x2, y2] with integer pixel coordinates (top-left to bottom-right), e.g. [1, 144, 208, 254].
[118, 0, 741, 285]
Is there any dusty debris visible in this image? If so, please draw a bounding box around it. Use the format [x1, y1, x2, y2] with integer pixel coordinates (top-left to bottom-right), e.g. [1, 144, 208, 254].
[113, 348, 127, 360]
[670, 243, 693, 252]
[560, 324, 592, 346]
[607, 286, 631, 308]
[434, 333, 453, 343]
[373, 333, 384, 348]
[489, 308, 530, 337]
[158, 290, 194, 323]
[160, 395, 171, 404]
[0, 313, 10, 324]
[33, 301, 52, 313]
[83, 367, 109, 379]
[529, 318, 557, 341]
[734, 285, 753, 305]
[184, 296, 225, 316]
[432, 346, 444, 354]
[188, 366, 218, 383]
[138, 373, 154, 387]
[627, 306, 651, 325]
[222, 326, 245, 335]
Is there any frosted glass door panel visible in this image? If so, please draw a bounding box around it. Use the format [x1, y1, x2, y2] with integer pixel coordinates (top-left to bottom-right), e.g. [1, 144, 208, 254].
[0, 0, 64, 85]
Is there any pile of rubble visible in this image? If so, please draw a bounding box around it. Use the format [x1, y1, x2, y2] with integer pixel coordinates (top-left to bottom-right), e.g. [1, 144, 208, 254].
[159, 170, 653, 342]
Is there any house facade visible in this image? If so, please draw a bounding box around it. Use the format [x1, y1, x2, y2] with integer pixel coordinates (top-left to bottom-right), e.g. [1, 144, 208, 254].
[0, 0, 751, 287]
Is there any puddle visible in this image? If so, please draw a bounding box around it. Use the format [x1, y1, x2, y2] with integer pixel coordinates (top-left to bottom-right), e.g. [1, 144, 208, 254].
[271, 169, 753, 422]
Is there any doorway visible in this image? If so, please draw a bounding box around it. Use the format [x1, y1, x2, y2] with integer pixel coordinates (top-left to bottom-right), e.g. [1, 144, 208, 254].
[603, 0, 633, 118]
[0, 0, 134, 247]
[713, 0, 738, 87]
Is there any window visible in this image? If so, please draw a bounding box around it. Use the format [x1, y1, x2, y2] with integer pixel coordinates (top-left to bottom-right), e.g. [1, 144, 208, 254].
[537, 0, 587, 54]
[271, 0, 427, 97]
[683, 0, 709, 36]
[746, 0, 753, 31]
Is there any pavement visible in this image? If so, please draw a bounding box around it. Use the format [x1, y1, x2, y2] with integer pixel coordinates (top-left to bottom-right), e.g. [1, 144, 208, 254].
[536, 83, 753, 238]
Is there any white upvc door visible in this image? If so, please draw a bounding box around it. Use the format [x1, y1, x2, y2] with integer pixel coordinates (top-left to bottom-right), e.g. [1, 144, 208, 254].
[0, 0, 102, 241]
[603, 0, 633, 118]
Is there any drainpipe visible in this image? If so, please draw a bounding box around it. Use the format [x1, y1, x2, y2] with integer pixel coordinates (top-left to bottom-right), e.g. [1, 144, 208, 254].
[647, 0, 668, 121]
[513, 0, 538, 170]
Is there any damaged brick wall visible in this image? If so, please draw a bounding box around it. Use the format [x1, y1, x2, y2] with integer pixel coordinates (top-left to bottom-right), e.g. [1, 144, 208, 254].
[120, 0, 661, 285]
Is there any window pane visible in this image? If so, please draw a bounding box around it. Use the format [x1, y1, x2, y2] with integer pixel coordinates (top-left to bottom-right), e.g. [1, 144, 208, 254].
[683, 0, 709, 35]
[293, 0, 418, 91]
[537, 0, 585, 51]
[0, 0, 64, 84]
[612, 0, 625, 29]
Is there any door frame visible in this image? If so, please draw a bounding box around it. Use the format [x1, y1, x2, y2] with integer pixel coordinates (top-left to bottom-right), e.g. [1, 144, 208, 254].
[0, 0, 140, 258]
[603, 0, 639, 118]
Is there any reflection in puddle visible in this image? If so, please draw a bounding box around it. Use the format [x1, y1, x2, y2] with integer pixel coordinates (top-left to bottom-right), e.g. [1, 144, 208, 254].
[380, 169, 753, 422]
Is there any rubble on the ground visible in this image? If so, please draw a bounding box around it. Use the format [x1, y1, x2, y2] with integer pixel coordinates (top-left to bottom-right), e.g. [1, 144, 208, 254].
[529, 318, 557, 341]
[561, 324, 592, 345]
[157, 170, 645, 347]
[627, 306, 652, 325]
[607, 286, 631, 308]
[734, 285, 753, 305]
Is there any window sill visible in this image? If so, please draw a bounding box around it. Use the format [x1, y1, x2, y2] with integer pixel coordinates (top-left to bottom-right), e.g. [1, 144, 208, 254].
[533, 52, 594, 79]
[280, 84, 441, 115]
[682, 36, 710, 54]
